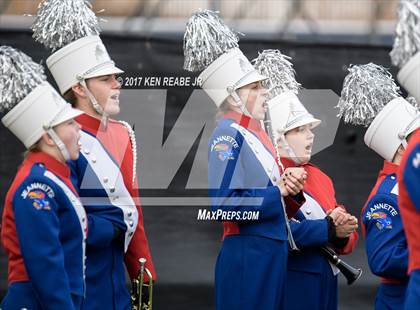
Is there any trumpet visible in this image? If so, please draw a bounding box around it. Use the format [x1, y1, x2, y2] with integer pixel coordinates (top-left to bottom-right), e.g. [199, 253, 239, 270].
[131, 258, 153, 310]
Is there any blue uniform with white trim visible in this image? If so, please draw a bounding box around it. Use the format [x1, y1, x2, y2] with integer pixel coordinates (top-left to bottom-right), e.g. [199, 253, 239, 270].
[1, 152, 87, 310]
[69, 114, 155, 310]
[362, 161, 408, 310]
[208, 111, 302, 310]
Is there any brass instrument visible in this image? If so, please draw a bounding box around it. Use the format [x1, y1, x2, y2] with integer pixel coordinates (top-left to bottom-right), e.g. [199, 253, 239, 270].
[131, 258, 153, 310]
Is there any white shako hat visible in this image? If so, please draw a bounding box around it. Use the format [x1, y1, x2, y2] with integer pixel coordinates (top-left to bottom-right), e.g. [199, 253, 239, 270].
[364, 97, 419, 162]
[397, 51, 420, 104]
[47, 35, 123, 95]
[338, 62, 419, 161]
[32, 0, 123, 95]
[0, 46, 82, 149]
[390, 0, 420, 103]
[2, 82, 83, 148]
[183, 10, 266, 107]
[198, 48, 266, 107]
[267, 91, 321, 138]
[253, 49, 320, 141]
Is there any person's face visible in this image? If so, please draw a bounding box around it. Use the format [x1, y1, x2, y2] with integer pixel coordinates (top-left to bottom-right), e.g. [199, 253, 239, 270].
[280, 124, 315, 164]
[86, 74, 121, 115]
[236, 81, 268, 120]
[54, 118, 82, 161]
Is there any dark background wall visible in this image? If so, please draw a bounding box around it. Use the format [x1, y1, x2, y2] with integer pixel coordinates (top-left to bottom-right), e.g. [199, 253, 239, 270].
[0, 30, 399, 309]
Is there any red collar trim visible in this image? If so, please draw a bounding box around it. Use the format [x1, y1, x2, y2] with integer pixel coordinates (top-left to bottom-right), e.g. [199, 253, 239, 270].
[223, 111, 263, 132]
[280, 157, 296, 169]
[26, 152, 70, 179]
[281, 157, 317, 170]
[380, 160, 398, 176]
[76, 113, 120, 134]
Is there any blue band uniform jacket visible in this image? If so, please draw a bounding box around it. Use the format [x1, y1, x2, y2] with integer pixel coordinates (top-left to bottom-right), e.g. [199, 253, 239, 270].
[208, 111, 303, 310]
[362, 161, 409, 310]
[1, 152, 87, 310]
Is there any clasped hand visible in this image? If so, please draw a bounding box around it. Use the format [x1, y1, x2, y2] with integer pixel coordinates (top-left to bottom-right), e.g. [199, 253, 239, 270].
[278, 167, 307, 197]
[327, 207, 358, 238]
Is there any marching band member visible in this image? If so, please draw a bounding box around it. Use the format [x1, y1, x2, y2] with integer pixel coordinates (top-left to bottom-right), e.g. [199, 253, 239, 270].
[338, 63, 419, 309]
[390, 0, 420, 103]
[254, 49, 359, 310]
[392, 3, 420, 307]
[398, 127, 420, 310]
[31, 1, 155, 309]
[183, 11, 306, 310]
[0, 46, 87, 309]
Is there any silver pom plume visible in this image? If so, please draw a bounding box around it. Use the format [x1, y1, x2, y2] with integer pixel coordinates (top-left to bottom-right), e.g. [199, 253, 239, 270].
[390, 0, 420, 68]
[0, 46, 46, 113]
[31, 0, 101, 51]
[337, 63, 401, 126]
[406, 95, 420, 110]
[252, 49, 301, 100]
[183, 10, 239, 72]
